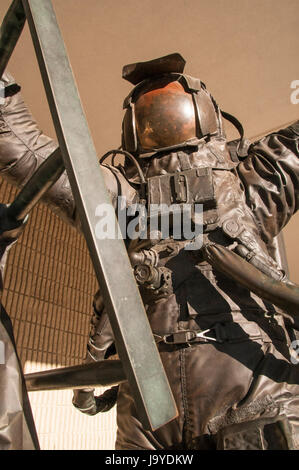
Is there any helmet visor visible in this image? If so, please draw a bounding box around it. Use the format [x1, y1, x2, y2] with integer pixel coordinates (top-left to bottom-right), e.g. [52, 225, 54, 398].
[134, 79, 196, 152]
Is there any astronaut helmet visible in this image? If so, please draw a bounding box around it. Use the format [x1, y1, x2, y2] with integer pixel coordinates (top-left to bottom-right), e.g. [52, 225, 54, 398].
[121, 53, 224, 157]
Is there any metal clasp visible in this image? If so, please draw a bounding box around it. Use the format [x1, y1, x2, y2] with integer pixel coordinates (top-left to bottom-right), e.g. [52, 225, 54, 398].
[195, 324, 224, 343]
[162, 330, 196, 344]
[173, 173, 188, 203]
[155, 324, 224, 345]
[195, 328, 218, 342]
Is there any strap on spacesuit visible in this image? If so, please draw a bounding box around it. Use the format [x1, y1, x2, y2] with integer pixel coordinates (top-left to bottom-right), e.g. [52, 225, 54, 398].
[153, 321, 272, 346]
[220, 110, 251, 158]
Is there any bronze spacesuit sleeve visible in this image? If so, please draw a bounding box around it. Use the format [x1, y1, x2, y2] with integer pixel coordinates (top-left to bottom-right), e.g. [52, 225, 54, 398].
[0, 73, 122, 230]
[0, 72, 80, 228]
[237, 121, 299, 243]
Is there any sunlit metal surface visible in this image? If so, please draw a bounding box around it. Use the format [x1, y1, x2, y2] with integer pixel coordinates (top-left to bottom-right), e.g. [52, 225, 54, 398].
[21, 0, 177, 431]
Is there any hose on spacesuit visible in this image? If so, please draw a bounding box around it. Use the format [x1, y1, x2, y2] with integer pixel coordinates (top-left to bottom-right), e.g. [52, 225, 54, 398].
[202, 243, 299, 326]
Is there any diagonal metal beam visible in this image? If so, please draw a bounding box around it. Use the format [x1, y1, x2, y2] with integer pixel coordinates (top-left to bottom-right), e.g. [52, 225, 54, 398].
[0, 0, 26, 78]
[21, 0, 177, 430]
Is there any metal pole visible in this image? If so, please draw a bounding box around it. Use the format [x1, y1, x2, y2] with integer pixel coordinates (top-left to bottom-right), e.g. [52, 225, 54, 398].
[0, 0, 26, 79]
[22, 0, 177, 431]
[25, 360, 126, 392]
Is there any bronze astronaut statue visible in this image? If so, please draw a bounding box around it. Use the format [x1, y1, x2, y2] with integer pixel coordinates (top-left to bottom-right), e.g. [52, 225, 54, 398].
[0, 54, 299, 450]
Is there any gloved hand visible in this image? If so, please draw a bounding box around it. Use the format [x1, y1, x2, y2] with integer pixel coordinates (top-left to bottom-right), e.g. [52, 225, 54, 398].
[72, 386, 118, 416]
[72, 291, 117, 416]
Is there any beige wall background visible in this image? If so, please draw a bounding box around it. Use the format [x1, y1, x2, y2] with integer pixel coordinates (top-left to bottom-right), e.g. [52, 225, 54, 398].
[0, 0, 298, 450]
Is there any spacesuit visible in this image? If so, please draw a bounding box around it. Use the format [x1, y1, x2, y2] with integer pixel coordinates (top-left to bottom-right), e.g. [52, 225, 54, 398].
[0, 54, 299, 450]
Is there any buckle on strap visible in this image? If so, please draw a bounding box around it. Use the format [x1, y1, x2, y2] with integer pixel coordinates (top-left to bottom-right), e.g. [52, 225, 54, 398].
[154, 325, 224, 345]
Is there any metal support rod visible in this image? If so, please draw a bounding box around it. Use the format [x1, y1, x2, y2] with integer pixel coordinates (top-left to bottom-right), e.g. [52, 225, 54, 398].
[7, 148, 64, 221]
[25, 360, 126, 392]
[0, 0, 26, 79]
[21, 0, 177, 431]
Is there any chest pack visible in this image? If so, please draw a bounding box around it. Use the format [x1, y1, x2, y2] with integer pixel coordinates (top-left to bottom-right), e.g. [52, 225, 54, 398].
[146, 165, 218, 234]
